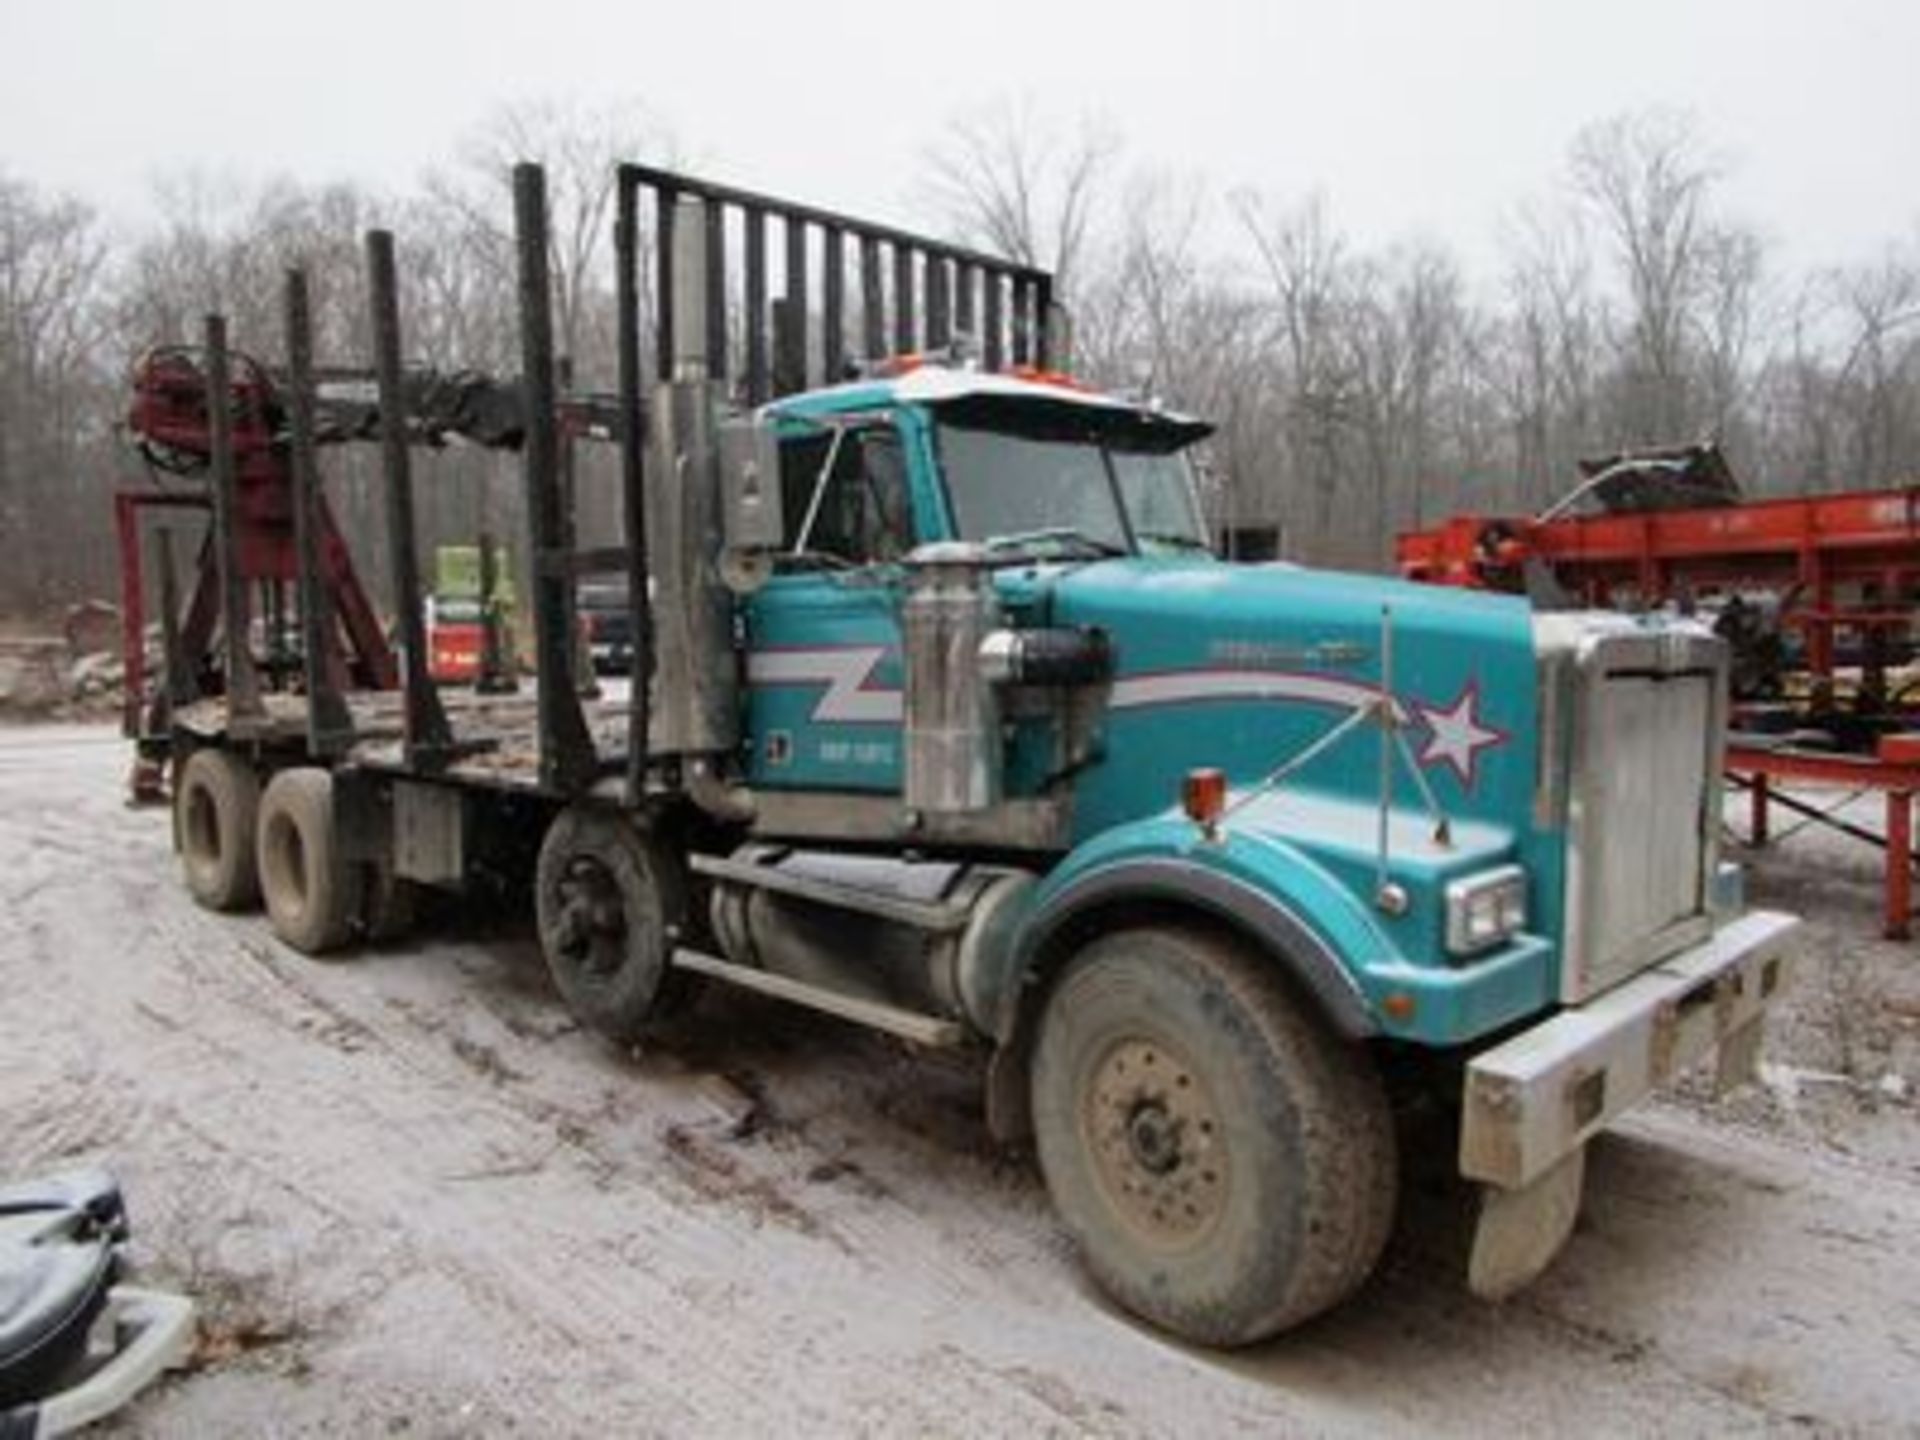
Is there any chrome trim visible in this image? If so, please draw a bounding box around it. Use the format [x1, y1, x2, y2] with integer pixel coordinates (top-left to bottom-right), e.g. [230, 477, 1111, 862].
[1537, 614, 1729, 1004]
[902, 548, 1003, 814]
[1530, 615, 1580, 830]
[1444, 863, 1528, 957]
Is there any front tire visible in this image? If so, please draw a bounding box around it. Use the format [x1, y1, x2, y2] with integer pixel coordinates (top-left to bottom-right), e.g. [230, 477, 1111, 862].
[256, 768, 362, 955]
[1031, 926, 1396, 1346]
[535, 806, 686, 1043]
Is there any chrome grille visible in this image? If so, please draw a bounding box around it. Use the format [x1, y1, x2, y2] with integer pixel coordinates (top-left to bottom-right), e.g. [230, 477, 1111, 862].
[1543, 618, 1726, 1003]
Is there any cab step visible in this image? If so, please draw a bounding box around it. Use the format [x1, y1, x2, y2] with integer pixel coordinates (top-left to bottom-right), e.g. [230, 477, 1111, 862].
[669, 947, 966, 1048]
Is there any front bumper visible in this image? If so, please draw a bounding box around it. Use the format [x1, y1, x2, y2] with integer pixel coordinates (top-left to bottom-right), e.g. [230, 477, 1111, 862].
[1454, 909, 1797, 1300]
[1460, 908, 1798, 1192]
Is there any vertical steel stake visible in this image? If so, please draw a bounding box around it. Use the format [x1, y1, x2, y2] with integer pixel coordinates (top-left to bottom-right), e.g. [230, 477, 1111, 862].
[983, 275, 1004, 371]
[203, 313, 264, 730]
[366, 229, 454, 767]
[860, 235, 885, 363]
[615, 165, 653, 804]
[514, 163, 597, 793]
[893, 245, 916, 354]
[282, 267, 354, 756]
[745, 206, 769, 405]
[822, 228, 845, 380]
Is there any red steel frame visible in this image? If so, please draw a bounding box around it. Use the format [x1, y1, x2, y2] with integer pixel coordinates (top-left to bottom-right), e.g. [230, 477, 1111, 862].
[114, 484, 395, 741]
[1730, 741, 1920, 939]
[117, 351, 398, 744]
[1397, 486, 1920, 693]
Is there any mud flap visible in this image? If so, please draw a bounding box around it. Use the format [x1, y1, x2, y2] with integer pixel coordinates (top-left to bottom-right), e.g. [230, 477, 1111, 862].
[1715, 1016, 1764, 1093]
[1468, 1145, 1586, 1301]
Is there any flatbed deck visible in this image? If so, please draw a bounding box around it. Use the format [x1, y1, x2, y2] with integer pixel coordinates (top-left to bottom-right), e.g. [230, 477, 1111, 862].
[169, 688, 635, 794]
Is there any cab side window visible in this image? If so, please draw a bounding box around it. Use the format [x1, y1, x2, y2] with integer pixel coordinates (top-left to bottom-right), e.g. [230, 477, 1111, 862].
[776, 426, 913, 564]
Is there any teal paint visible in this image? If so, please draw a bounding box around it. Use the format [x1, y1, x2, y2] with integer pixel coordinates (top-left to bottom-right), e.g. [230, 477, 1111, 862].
[744, 373, 1582, 1046]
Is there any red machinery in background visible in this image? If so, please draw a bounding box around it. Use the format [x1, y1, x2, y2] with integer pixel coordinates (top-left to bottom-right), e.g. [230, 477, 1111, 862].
[1398, 443, 1920, 936]
[116, 346, 400, 746]
[116, 345, 614, 762]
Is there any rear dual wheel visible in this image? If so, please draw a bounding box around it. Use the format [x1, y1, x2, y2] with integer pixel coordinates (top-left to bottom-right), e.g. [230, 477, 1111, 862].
[255, 767, 425, 954]
[175, 749, 262, 912]
[256, 769, 361, 955]
[176, 754, 416, 955]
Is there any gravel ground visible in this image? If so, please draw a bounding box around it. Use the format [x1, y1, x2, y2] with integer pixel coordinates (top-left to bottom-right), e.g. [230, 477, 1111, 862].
[2, 721, 1918, 1436]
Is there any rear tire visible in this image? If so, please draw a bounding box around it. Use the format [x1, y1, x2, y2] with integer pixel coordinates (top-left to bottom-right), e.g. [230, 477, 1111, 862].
[1031, 926, 1397, 1346]
[535, 806, 686, 1043]
[175, 748, 262, 912]
[256, 768, 362, 955]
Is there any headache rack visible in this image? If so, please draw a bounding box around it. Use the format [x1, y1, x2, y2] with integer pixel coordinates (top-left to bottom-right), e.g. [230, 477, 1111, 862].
[623, 163, 1057, 402]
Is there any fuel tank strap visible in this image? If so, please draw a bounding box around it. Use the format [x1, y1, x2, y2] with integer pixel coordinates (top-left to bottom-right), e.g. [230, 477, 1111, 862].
[691, 852, 974, 931]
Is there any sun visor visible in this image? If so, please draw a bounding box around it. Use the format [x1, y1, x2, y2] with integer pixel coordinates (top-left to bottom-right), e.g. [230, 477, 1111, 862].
[927, 392, 1213, 451]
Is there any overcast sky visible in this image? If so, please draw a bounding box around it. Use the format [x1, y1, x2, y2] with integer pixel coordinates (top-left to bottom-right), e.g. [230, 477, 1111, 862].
[4, 0, 1916, 277]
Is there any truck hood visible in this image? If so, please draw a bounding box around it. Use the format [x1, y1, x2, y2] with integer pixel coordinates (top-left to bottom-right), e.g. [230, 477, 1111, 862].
[1012, 557, 1541, 841]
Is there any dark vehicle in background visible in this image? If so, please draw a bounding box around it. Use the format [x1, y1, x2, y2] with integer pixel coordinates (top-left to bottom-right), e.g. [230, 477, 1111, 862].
[579, 580, 633, 675]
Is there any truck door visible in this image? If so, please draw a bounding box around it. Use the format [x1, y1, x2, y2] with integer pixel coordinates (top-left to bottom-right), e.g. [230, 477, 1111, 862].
[743, 418, 917, 792]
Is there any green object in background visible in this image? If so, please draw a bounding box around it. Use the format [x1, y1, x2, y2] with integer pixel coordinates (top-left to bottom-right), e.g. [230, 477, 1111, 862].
[435, 545, 517, 609]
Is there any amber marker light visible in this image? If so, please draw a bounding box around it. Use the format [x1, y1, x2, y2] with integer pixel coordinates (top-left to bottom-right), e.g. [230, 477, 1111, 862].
[1382, 992, 1417, 1024]
[1183, 767, 1228, 839]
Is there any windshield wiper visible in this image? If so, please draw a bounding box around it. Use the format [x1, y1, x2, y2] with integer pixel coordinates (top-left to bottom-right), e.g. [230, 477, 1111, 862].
[776, 548, 857, 572]
[1133, 529, 1212, 552]
[982, 527, 1127, 559]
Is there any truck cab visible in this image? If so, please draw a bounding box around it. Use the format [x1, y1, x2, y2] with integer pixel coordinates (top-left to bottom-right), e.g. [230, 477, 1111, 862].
[673, 351, 1791, 1334]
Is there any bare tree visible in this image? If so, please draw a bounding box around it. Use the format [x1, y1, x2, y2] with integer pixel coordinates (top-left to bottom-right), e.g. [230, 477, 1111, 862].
[11, 97, 1920, 618]
[1826, 249, 1920, 485]
[1493, 198, 1608, 508]
[922, 100, 1116, 303]
[423, 98, 677, 381]
[1568, 109, 1765, 446]
[1234, 190, 1366, 561]
[0, 172, 109, 608]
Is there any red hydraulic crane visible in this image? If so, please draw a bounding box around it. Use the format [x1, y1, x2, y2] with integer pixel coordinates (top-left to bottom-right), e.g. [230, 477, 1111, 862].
[115, 344, 618, 759]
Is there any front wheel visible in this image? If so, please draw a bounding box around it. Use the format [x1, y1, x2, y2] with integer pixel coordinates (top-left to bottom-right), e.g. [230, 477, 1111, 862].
[1031, 926, 1397, 1346]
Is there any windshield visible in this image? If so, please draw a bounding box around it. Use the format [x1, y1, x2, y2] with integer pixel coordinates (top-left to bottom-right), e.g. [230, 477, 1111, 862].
[936, 418, 1209, 557]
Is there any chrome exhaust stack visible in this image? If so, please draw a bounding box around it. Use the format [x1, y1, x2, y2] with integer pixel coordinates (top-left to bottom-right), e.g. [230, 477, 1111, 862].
[902, 543, 1003, 816]
[646, 194, 738, 760]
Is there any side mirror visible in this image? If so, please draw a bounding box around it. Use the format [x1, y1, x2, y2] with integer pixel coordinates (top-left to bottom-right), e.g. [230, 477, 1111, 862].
[718, 418, 784, 592]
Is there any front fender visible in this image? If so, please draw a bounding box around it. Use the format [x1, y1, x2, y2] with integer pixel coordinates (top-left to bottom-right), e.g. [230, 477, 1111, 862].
[992, 813, 1394, 1042]
[991, 808, 1559, 1051]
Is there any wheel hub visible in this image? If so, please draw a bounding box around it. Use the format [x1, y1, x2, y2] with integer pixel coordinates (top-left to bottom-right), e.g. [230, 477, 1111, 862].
[555, 857, 629, 975]
[1126, 1104, 1181, 1174]
[1085, 1038, 1227, 1244]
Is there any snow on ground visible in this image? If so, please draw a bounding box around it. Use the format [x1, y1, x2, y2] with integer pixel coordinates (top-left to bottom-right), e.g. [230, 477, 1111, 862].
[1, 722, 1917, 1436]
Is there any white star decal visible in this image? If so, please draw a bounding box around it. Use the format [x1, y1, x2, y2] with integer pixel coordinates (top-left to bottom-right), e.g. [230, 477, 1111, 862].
[1414, 684, 1506, 789]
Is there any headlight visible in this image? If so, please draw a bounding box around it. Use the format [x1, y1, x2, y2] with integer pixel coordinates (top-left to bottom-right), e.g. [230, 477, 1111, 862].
[1445, 865, 1528, 957]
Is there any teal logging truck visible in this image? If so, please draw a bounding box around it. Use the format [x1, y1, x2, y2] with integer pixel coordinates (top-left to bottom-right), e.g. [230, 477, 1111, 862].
[149, 163, 1798, 1347]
